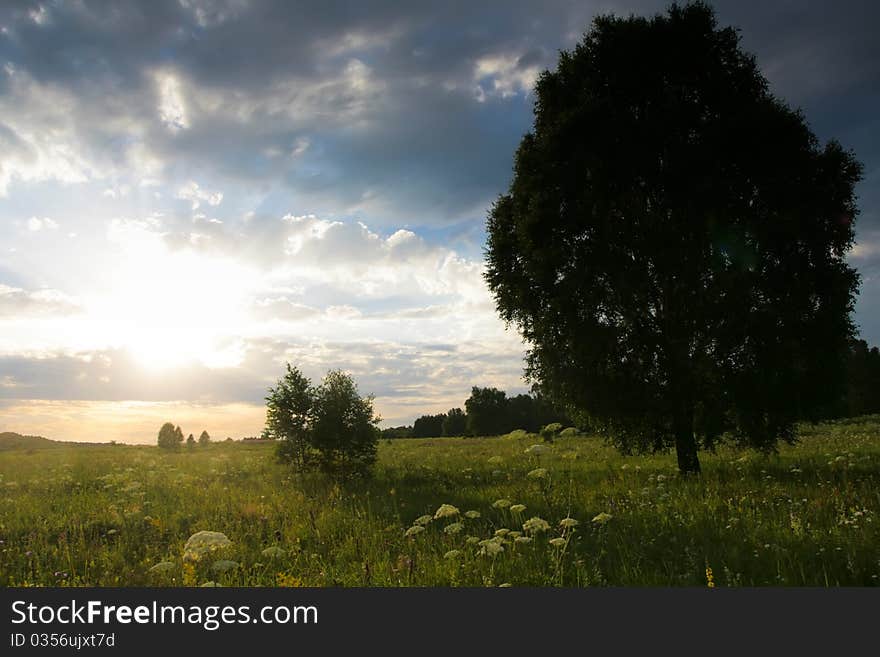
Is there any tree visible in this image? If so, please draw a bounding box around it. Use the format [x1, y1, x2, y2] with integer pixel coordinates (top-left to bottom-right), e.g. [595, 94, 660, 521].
[413, 413, 445, 438]
[381, 426, 413, 439]
[465, 387, 510, 436]
[442, 407, 467, 436]
[174, 425, 184, 446]
[843, 339, 880, 416]
[157, 422, 181, 450]
[309, 370, 381, 480]
[265, 364, 314, 469]
[484, 2, 861, 474]
[266, 364, 381, 480]
[199, 430, 211, 445]
[186, 433, 196, 447]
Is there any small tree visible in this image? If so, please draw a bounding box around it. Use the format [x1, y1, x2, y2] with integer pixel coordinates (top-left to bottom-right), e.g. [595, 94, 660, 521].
[266, 364, 314, 469]
[157, 422, 180, 450]
[310, 370, 381, 480]
[186, 433, 196, 447]
[198, 430, 211, 445]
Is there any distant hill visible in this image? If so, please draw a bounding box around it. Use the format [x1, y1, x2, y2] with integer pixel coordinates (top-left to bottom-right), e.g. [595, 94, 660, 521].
[0, 432, 61, 451]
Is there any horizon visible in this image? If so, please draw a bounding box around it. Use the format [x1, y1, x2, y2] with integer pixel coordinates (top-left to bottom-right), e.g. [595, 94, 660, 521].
[1, 1, 879, 444]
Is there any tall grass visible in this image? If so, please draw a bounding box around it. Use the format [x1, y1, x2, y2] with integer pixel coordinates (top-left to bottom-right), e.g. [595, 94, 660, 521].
[1, 416, 879, 586]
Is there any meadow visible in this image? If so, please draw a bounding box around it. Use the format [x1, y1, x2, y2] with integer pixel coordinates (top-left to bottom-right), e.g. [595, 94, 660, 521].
[1, 416, 879, 587]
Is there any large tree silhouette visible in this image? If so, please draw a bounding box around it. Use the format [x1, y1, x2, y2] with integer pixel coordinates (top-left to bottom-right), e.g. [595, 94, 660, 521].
[485, 2, 862, 474]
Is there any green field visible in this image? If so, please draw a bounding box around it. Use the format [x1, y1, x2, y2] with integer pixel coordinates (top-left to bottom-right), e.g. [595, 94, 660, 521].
[1, 417, 879, 587]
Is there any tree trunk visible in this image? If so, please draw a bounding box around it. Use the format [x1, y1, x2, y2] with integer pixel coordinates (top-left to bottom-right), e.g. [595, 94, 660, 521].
[673, 406, 701, 476]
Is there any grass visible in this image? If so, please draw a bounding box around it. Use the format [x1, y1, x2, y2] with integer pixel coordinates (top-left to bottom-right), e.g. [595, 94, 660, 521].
[1, 416, 879, 587]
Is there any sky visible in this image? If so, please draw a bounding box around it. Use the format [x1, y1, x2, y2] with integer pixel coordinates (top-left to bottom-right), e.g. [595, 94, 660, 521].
[1, 0, 878, 443]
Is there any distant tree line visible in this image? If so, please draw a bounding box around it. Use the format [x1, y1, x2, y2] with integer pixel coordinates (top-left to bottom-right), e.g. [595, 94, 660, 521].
[384, 386, 573, 439]
[839, 339, 880, 417]
[381, 340, 880, 441]
[157, 424, 211, 449]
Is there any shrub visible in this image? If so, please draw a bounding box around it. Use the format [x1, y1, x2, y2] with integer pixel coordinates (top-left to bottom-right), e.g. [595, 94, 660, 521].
[267, 364, 380, 481]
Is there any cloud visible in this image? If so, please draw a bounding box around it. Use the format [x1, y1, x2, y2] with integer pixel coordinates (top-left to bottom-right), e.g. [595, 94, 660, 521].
[175, 180, 223, 209]
[0, 334, 526, 426]
[473, 50, 545, 101]
[0, 284, 80, 317]
[25, 216, 58, 231]
[0, 0, 878, 435]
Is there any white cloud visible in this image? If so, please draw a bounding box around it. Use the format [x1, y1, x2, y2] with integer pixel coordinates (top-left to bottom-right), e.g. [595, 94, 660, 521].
[25, 216, 59, 232]
[473, 52, 542, 101]
[154, 68, 190, 133]
[0, 284, 81, 317]
[175, 181, 224, 209]
[0, 71, 95, 194]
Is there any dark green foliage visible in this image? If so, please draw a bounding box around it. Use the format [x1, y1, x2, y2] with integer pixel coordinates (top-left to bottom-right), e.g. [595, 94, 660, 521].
[267, 365, 380, 481]
[484, 2, 862, 474]
[463, 387, 572, 436]
[157, 422, 181, 450]
[506, 393, 571, 433]
[465, 387, 509, 436]
[843, 340, 880, 416]
[381, 426, 413, 439]
[266, 364, 314, 469]
[198, 430, 210, 445]
[310, 370, 381, 480]
[413, 413, 445, 438]
[186, 433, 196, 447]
[442, 407, 468, 436]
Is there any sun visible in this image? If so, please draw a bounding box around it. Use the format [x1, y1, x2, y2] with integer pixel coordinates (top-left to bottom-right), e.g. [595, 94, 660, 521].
[92, 224, 257, 371]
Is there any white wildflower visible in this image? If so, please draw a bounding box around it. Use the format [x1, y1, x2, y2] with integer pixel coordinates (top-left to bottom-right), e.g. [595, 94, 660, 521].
[522, 517, 550, 534]
[509, 504, 527, 514]
[592, 512, 613, 525]
[183, 531, 232, 562]
[549, 537, 566, 547]
[464, 510, 481, 519]
[444, 522, 465, 535]
[559, 517, 579, 529]
[492, 499, 512, 509]
[434, 504, 460, 520]
[527, 468, 549, 480]
[405, 525, 425, 537]
[478, 538, 505, 557]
